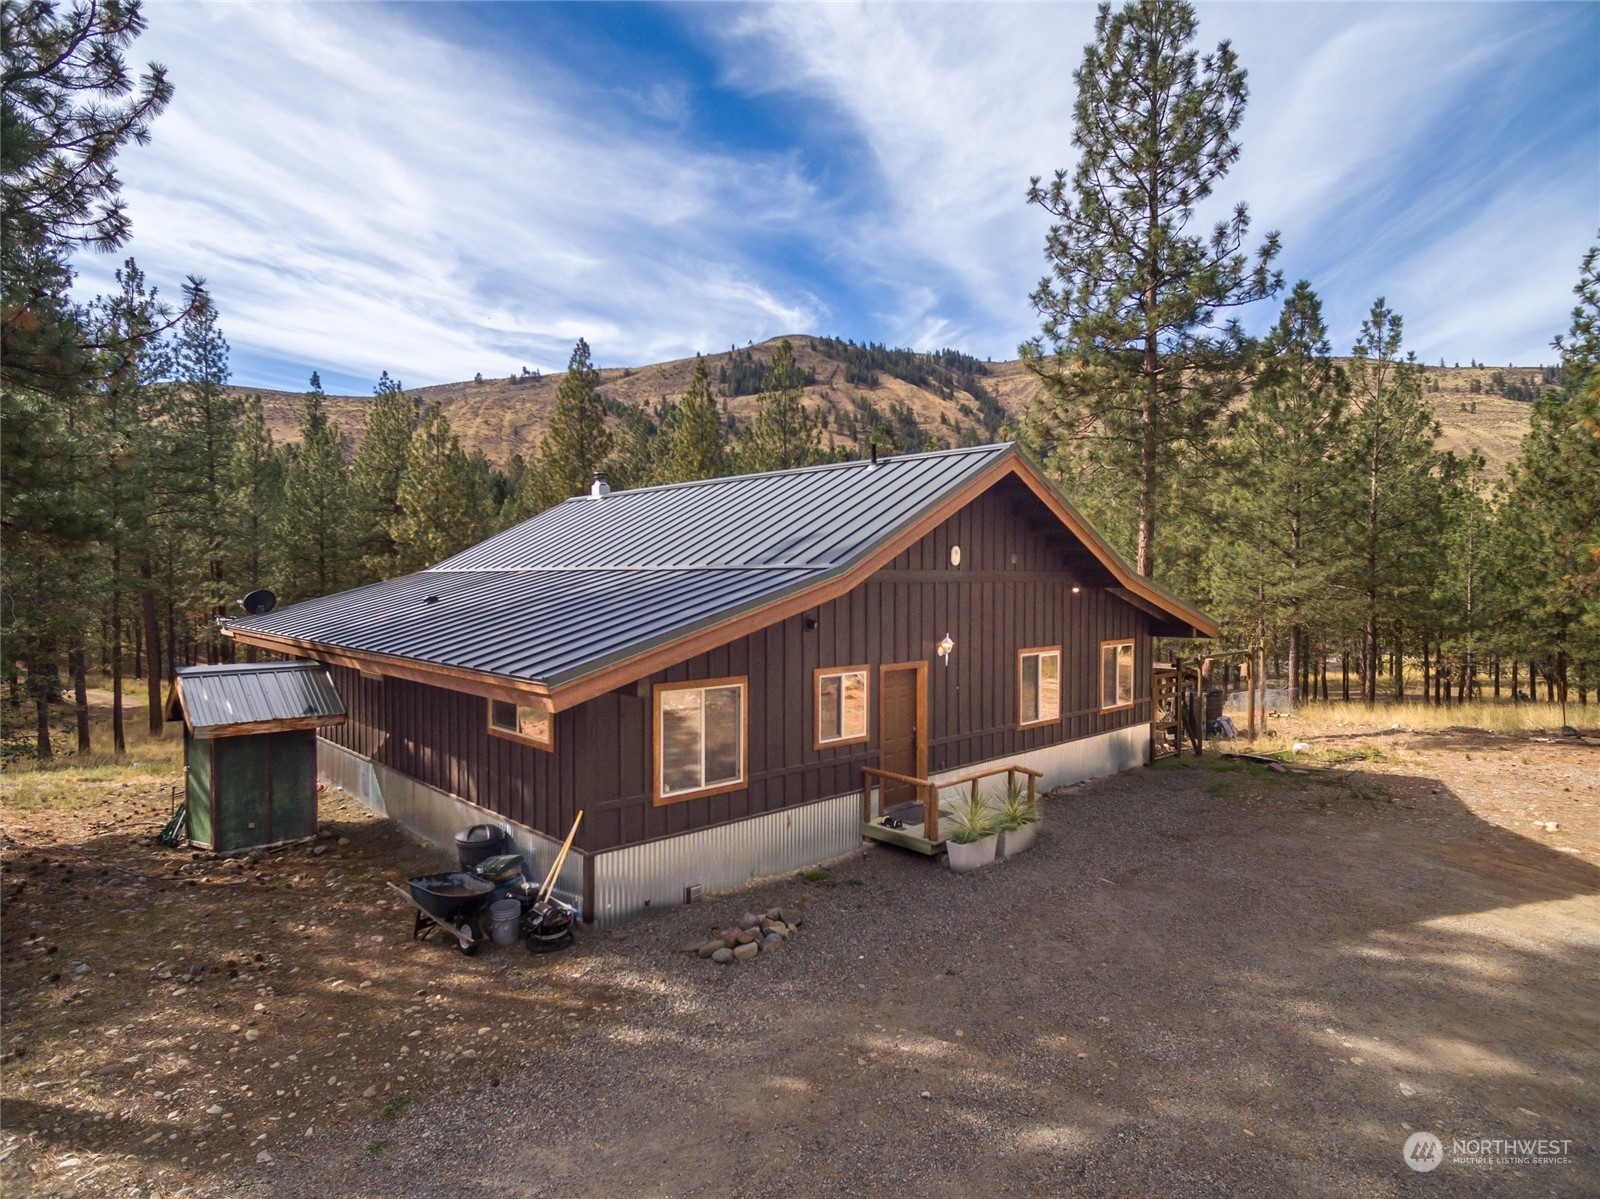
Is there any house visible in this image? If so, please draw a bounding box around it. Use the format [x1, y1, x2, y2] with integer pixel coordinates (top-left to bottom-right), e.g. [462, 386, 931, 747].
[224, 443, 1215, 924]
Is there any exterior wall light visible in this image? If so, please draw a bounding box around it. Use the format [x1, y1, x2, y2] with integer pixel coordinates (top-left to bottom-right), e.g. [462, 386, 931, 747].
[937, 634, 955, 666]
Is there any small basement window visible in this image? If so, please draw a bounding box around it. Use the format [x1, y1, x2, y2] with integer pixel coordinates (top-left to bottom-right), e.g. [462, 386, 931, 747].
[655, 678, 747, 804]
[815, 666, 869, 747]
[487, 697, 554, 750]
[1100, 640, 1135, 712]
[1019, 647, 1062, 727]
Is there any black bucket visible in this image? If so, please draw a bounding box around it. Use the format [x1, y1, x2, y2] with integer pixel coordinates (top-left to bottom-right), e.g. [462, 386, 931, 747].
[454, 823, 510, 871]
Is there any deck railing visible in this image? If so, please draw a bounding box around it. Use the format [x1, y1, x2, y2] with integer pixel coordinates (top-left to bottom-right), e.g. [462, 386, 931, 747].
[861, 763, 1042, 843]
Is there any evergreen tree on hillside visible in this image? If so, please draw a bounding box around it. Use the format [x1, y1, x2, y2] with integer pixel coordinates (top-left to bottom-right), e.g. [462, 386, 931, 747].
[529, 338, 612, 509]
[1209, 282, 1347, 703]
[349, 370, 417, 580]
[1339, 300, 1442, 705]
[227, 393, 284, 597]
[277, 378, 351, 602]
[390, 403, 486, 573]
[661, 355, 729, 483]
[736, 339, 822, 472]
[1021, 0, 1280, 577]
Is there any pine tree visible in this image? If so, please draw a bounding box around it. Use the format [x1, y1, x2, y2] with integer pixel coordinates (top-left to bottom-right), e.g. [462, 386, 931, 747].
[661, 354, 730, 483]
[532, 338, 612, 507]
[227, 392, 284, 601]
[1338, 300, 1442, 705]
[1021, 0, 1280, 577]
[277, 378, 351, 602]
[389, 403, 486, 573]
[348, 370, 416, 580]
[736, 340, 821, 472]
[1209, 282, 1347, 702]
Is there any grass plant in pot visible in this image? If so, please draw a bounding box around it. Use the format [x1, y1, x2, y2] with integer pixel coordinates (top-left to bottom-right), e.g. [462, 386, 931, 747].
[995, 777, 1040, 858]
[943, 788, 999, 872]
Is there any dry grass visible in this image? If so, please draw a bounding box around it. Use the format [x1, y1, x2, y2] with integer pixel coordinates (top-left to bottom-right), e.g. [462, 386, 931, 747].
[1284, 698, 1595, 736]
[0, 715, 183, 812]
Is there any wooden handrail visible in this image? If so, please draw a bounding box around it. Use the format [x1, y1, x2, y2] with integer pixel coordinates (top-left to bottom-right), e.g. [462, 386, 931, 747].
[861, 766, 930, 787]
[861, 761, 1043, 844]
[936, 764, 1043, 789]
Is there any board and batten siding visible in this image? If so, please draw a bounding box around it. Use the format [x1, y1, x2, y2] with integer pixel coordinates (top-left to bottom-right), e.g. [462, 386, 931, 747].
[321, 476, 1152, 855]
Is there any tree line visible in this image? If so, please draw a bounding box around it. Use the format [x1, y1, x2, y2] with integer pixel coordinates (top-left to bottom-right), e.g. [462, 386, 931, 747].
[1020, 0, 1599, 710]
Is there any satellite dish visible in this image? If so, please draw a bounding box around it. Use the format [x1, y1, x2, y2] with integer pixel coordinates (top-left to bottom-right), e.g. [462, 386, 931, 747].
[239, 589, 277, 616]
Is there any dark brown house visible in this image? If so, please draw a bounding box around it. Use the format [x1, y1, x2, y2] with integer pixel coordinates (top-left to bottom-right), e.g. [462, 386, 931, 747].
[226, 443, 1214, 924]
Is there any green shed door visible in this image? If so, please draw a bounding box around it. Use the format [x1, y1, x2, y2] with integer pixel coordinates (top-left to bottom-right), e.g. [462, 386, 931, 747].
[267, 730, 318, 842]
[215, 734, 271, 853]
[185, 730, 214, 849]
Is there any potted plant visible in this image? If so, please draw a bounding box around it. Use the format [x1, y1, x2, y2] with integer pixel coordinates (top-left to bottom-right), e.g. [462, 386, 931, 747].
[995, 777, 1040, 857]
[943, 788, 999, 872]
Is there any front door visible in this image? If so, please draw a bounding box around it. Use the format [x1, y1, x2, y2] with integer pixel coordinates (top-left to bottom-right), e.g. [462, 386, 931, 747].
[879, 663, 925, 811]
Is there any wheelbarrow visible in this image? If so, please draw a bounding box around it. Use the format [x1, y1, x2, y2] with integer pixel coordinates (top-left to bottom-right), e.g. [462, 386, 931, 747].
[387, 871, 508, 956]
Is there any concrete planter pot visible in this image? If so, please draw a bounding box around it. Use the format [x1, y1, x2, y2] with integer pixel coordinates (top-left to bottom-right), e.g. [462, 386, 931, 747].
[997, 821, 1039, 858]
[946, 833, 998, 872]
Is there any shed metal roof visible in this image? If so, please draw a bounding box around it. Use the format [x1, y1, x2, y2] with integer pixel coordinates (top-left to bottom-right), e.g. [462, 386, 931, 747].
[169, 662, 347, 738]
[226, 443, 1215, 704]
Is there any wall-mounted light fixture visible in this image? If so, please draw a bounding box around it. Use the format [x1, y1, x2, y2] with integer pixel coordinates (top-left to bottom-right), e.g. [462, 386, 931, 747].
[937, 634, 955, 666]
[803, 615, 818, 631]
[1070, 584, 1082, 595]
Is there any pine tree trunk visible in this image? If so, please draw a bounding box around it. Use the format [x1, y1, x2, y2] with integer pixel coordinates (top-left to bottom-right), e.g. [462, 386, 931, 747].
[29, 660, 54, 759]
[1493, 657, 1501, 699]
[71, 644, 90, 754]
[1288, 623, 1302, 709]
[1421, 639, 1430, 707]
[1511, 659, 1520, 704]
[111, 579, 126, 754]
[1341, 650, 1350, 702]
[141, 565, 164, 737]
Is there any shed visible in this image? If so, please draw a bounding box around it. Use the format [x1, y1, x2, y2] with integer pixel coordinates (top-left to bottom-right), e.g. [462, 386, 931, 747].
[166, 662, 347, 852]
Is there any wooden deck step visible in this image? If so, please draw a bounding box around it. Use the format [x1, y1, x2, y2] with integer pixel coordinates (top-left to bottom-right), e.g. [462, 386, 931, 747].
[861, 818, 944, 855]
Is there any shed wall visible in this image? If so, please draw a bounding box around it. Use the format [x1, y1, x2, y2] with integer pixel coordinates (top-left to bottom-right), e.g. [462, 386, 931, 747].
[319, 478, 1152, 854]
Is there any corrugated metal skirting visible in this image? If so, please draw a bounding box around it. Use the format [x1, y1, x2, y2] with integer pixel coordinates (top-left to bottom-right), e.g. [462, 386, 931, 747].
[590, 793, 863, 928]
[317, 739, 582, 908]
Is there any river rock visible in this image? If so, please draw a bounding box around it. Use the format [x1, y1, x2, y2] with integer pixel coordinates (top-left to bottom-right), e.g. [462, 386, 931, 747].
[733, 942, 759, 961]
[711, 948, 734, 965]
[696, 941, 724, 959]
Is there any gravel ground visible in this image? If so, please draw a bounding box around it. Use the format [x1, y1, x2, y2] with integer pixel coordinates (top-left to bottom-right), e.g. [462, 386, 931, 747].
[4, 726, 1597, 1198]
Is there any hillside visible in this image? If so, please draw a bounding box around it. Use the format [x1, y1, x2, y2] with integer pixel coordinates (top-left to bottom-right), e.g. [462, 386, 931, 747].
[241, 338, 1551, 477]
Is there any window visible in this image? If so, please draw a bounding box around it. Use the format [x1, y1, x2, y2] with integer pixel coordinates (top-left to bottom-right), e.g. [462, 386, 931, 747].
[1100, 640, 1135, 711]
[654, 678, 747, 804]
[1019, 647, 1062, 727]
[815, 666, 869, 747]
[487, 697, 553, 750]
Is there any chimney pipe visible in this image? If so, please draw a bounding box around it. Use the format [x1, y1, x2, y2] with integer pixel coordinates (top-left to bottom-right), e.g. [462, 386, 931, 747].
[869, 444, 877, 467]
[590, 471, 610, 498]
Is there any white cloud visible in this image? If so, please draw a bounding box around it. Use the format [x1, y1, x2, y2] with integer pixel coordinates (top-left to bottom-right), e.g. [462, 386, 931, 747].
[81, 3, 825, 386]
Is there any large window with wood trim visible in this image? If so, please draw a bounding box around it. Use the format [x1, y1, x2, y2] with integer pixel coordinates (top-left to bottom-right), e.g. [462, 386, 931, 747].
[655, 678, 747, 804]
[1100, 640, 1135, 712]
[815, 666, 869, 747]
[487, 697, 553, 750]
[1018, 647, 1062, 727]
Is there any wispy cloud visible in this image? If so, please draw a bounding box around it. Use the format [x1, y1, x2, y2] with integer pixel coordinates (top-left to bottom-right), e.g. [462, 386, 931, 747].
[85, 2, 1597, 391]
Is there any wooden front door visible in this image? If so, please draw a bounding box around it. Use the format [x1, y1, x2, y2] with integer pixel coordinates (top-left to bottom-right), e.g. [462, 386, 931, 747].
[878, 663, 926, 809]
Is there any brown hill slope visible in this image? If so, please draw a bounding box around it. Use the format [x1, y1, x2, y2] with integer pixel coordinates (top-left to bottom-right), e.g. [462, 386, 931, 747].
[241, 339, 1549, 476]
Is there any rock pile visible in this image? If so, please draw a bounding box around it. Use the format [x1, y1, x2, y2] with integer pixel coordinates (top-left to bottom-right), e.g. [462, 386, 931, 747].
[692, 908, 801, 965]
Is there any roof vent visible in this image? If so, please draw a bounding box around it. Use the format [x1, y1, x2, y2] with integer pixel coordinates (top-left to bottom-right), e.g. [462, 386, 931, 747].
[869, 444, 878, 467]
[591, 471, 610, 498]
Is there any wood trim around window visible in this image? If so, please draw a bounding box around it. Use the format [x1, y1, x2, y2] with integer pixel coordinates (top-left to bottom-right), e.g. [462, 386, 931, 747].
[652, 676, 749, 807]
[813, 664, 871, 750]
[1017, 645, 1064, 729]
[1099, 639, 1136, 713]
[486, 696, 555, 751]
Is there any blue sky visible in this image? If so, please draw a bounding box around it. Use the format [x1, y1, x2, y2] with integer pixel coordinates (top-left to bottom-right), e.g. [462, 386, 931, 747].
[81, 1, 1600, 394]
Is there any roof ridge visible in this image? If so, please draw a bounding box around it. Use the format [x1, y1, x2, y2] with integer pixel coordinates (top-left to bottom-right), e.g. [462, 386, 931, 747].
[561, 440, 1015, 502]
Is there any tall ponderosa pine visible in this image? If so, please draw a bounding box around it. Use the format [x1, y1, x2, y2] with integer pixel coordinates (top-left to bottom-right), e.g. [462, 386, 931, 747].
[1022, 0, 1280, 577]
[227, 393, 283, 597]
[1210, 282, 1346, 703]
[171, 291, 239, 660]
[390, 403, 486, 573]
[529, 338, 612, 508]
[277, 378, 351, 602]
[1339, 299, 1441, 705]
[661, 354, 730, 483]
[736, 340, 821, 472]
[349, 370, 416, 580]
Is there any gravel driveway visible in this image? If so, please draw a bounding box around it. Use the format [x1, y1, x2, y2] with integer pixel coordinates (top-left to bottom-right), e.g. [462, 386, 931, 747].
[7, 733, 1598, 1197]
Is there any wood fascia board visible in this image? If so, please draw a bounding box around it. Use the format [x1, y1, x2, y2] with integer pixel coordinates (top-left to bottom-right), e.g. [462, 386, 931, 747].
[189, 713, 349, 740]
[222, 627, 556, 711]
[164, 679, 185, 724]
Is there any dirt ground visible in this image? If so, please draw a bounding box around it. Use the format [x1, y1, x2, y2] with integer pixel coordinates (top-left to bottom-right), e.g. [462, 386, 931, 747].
[2, 717, 1597, 1197]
